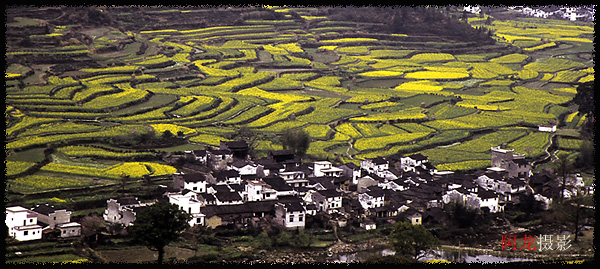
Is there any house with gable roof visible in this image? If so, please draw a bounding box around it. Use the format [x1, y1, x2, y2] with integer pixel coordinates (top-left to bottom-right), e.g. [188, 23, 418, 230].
[211, 169, 242, 185]
[274, 200, 307, 230]
[173, 172, 208, 193]
[263, 175, 297, 197]
[339, 162, 361, 185]
[358, 187, 385, 211]
[229, 159, 258, 176]
[490, 146, 532, 178]
[310, 189, 343, 214]
[360, 157, 389, 175]
[31, 204, 72, 229]
[31, 204, 81, 239]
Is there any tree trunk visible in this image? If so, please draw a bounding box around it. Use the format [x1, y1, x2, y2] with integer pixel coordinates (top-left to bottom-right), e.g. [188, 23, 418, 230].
[157, 246, 165, 264]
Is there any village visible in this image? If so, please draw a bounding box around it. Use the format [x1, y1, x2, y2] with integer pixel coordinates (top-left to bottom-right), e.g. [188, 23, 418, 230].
[6, 135, 594, 245]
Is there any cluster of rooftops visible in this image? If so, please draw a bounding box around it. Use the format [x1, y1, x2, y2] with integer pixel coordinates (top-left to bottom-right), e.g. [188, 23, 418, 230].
[8, 141, 591, 242]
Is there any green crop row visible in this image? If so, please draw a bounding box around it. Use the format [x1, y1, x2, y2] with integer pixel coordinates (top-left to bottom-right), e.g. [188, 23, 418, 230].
[353, 132, 430, 151]
[57, 145, 157, 159]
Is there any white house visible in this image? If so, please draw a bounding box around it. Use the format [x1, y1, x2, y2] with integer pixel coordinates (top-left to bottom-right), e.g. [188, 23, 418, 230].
[380, 179, 410, 192]
[173, 172, 208, 193]
[340, 162, 361, 185]
[229, 160, 258, 176]
[310, 189, 343, 214]
[361, 157, 389, 175]
[31, 204, 72, 229]
[312, 161, 343, 177]
[358, 189, 385, 210]
[213, 191, 244, 206]
[6, 206, 43, 241]
[477, 189, 503, 213]
[538, 124, 557, 133]
[31, 204, 81, 239]
[463, 5, 481, 14]
[245, 179, 277, 202]
[57, 222, 82, 238]
[167, 191, 205, 226]
[263, 176, 297, 198]
[278, 169, 309, 188]
[274, 201, 306, 230]
[400, 153, 429, 172]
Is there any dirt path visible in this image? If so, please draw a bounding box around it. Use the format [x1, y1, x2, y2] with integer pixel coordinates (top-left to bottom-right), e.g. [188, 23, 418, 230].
[532, 132, 555, 167]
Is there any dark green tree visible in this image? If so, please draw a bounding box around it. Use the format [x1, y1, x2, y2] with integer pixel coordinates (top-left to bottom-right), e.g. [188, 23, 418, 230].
[572, 81, 595, 138]
[444, 197, 479, 228]
[162, 130, 174, 139]
[573, 81, 594, 117]
[576, 139, 594, 169]
[281, 129, 311, 158]
[389, 221, 440, 261]
[292, 229, 314, 248]
[128, 201, 191, 264]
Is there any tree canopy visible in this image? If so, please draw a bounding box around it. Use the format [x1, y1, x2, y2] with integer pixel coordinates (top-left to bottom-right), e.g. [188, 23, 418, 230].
[573, 81, 594, 118]
[128, 201, 191, 264]
[389, 221, 440, 261]
[281, 129, 311, 158]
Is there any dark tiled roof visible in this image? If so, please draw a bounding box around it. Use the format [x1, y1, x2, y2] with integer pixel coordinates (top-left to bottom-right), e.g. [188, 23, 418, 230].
[183, 173, 207, 182]
[223, 140, 249, 149]
[116, 197, 140, 206]
[263, 177, 293, 191]
[408, 153, 428, 161]
[316, 189, 341, 198]
[280, 201, 305, 212]
[308, 177, 336, 190]
[31, 204, 55, 215]
[372, 157, 388, 165]
[214, 191, 243, 202]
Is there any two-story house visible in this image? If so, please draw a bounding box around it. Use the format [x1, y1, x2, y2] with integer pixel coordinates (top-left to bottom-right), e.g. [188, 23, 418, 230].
[310, 189, 343, 214]
[477, 189, 503, 213]
[360, 157, 389, 176]
[191, 149, 208, 164]
[400, 153, 429, 172]
[31, 204, 72, 229]
[167, 190, 205, 226]
[490, 146, 532, 178]
[173, 172, 208, 193]
[208, 149, 234, 169]
[278, 168, 309, 188]
[274, 201, 307, 230]
[245, 179, 277, 202]
[31, 204, 81, 239]
[6, 206, 43, 241]
[358, 188, 385, 211]
[339, 162, 361, 185]
[311, 161, 343, 177]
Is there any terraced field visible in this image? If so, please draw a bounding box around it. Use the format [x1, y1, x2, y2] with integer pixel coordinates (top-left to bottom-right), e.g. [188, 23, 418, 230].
[5, 6, 594, 193]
